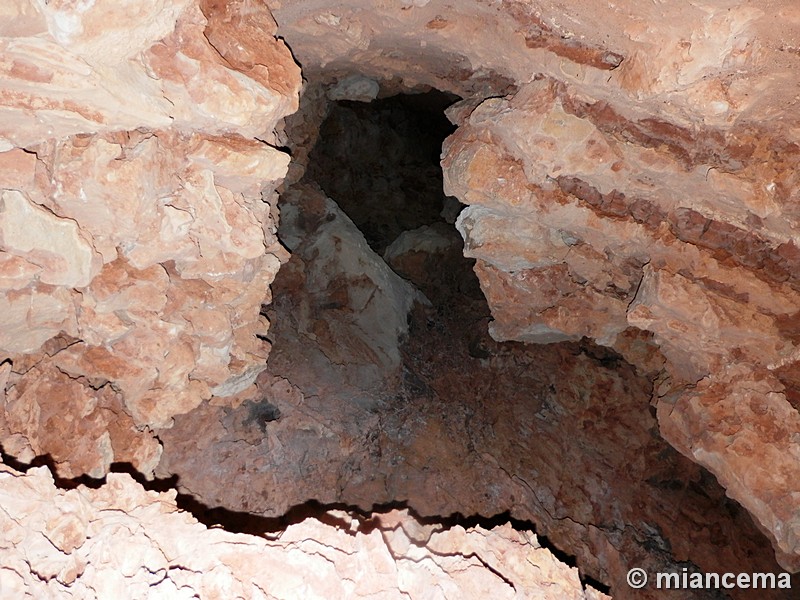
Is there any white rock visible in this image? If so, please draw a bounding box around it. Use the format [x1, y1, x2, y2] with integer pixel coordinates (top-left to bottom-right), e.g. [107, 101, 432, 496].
[327, 75, 380, 102]
[0, 190, 96, 288]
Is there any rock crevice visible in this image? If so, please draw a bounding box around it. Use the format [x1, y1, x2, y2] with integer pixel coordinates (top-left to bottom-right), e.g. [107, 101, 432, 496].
[2, 0, 800, 597]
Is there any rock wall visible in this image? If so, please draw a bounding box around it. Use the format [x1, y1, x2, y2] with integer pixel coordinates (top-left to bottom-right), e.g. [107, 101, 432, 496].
[0, 460, 608, 599]
[3, 0, 800, 596]
[0, 0, 300, 477]
[438, 36, 800, 573]
[267, 0, 800, 571]
[153, 86, 795, 599]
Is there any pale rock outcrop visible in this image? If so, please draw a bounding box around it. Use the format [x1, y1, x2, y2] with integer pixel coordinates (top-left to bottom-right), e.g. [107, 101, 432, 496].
[0, 189, 96, 288]
[327, 74, 381, 102]
[269, 182, 423, 403]
[0, 0, 300, 477]
[2, 0, 800, 590]
[658, 365, 800, 564]
[0, 461, 607, 600]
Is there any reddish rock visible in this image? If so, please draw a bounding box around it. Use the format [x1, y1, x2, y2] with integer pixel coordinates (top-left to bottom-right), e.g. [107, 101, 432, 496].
[2, 0, 800, 595]
[1, 362, 160, 479]
[0, 0, 300, 472]
[440, 78, 800, 567]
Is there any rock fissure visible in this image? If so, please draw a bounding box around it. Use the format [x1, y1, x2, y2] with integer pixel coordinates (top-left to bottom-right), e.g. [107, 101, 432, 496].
[3, 0, 800, 597]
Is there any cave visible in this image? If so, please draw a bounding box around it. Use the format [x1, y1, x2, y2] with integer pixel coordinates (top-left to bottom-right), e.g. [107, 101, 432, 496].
[2, 1, 800, 599]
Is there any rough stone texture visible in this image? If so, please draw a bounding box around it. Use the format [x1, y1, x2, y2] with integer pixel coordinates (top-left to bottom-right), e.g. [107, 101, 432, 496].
[0, 461, 606, 600]
[157, 90, 796, 598]
[160, 219, 794, 598]
[0, 0, 300, 477]
[4, 0, 800, 596]
[267, 0, 800, 571]
[275, 184, 423, 399]
[441, 78, 800, 571]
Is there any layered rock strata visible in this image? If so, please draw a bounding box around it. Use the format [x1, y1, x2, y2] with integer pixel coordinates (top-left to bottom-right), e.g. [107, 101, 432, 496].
[442, 79, 800, 571]
[156, 94, 795, 599]
[1, 0, 800, 596]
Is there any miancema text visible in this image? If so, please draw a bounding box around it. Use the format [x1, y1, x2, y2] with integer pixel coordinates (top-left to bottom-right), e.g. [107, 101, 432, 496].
[658, 569, 791, 590]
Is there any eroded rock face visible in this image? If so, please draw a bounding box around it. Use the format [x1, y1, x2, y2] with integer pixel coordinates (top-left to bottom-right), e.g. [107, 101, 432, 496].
[441, 78, 800, 570]
[160, 223, 793, 598]
[266, 0, 800, 571]
[0, 461, 607, 599]
[0, 0, 300, 477]
[155, 88, 796, 599]
[3, 0, 800, 596]
[274, 182, 423, 400]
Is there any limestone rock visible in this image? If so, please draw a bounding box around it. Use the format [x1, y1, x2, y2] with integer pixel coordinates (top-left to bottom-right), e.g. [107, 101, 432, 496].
[0, 0, 300, 475]
[0, 461, 606, 600]
[0, 189, 98, 288]
[658, 366, 800, 570]
[3, 0, 800, 592]
[440, 77, 800, 568]
[1, 360, 162, 479]
[0, 0, 298, 148]
[327, 74, 381, 102]
[274, 183, 424, 399]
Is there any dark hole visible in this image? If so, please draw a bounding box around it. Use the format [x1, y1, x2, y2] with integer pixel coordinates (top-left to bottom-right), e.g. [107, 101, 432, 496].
[306, 90, 461, 256]
[244, 399, 282, 432]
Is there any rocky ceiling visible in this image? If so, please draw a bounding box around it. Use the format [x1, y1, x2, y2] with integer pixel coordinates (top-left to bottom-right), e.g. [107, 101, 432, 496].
[1, 0, 800, 598]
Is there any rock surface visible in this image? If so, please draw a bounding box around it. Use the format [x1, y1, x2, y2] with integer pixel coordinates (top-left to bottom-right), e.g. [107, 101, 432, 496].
[0, 460, 607, 600]
[0, 0, 300, 477]
[274, 182, 423, 400]
[441, 78, 800, 571]
[156, 91, 796, 599]
[2, 0, 800, 596]
[266, 0, 800, 571]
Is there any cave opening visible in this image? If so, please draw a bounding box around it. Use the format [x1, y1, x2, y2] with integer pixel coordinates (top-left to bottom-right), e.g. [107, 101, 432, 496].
[5, 0, 800, 596]
[275, 88, 499, 390]
[306, 90, 460, 256]
[259, 84, 611, 582]
[151, 82, 797, 598]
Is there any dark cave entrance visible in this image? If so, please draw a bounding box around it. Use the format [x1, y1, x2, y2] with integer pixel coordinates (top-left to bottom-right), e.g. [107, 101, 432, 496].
[306, 91, 461, 256]
[154, 84, 797, 599]
[293, 89, 495, 368]
[261, 87, 791, 597]
[265, 88, 500, 411]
